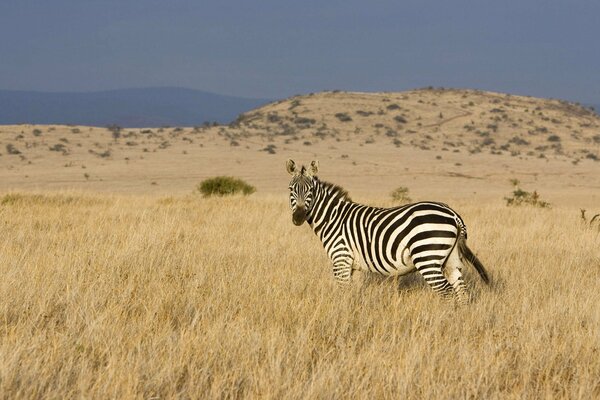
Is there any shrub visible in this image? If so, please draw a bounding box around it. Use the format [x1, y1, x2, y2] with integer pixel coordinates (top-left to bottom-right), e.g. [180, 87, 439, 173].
[504, 179, 550, 208]
[294, 117, 316, 127]
[481, 137, 495, 146]
[49, 143, 68, 155]
[6, 144, 21, 155]
[547, 135, 561, 142]
[509, 136, 529, 146]
[394, 115, 407, 124]
[88, 149, 111, 158]
[32, 129, 42, 136]
[390, 186, 412, 204]
[335, 113, 352, 122]
[267, 113, 281, 123]
[197, 176, 255, 197]
[586, 153, 598, 161]
[261, 144, 276, 154]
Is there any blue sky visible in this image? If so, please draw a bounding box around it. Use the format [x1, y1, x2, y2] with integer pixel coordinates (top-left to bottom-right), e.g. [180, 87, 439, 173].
[1, 0, 598, 103]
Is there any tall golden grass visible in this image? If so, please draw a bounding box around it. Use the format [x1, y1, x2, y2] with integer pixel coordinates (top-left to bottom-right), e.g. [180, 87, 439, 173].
[0, 192, 599, 398]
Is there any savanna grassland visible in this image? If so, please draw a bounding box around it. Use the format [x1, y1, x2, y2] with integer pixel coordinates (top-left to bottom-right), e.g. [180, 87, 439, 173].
[0, 192, 599, 399]
[1, 89, 599, 398]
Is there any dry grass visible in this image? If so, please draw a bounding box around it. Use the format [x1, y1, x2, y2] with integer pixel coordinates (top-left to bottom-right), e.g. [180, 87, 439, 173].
[1, 191, 599, 398]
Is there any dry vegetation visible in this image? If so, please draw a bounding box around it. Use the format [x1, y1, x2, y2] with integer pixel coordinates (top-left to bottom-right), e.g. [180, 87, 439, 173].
[1, 88, 599, 398]
[233, 88, 600, 160]
[0, 89, 598, 206]
[0, 192, 599, 398]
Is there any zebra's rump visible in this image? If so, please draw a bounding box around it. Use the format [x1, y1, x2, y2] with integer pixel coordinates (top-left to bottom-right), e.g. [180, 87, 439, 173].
[347, 201, 462, 276]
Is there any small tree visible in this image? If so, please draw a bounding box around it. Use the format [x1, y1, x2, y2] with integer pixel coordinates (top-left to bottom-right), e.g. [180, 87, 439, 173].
[504, 179, 550, 208]
[107, 124, 122, 142]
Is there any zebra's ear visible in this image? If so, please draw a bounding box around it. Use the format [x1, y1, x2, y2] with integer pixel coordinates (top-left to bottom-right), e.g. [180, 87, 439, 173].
[286, 159, 297, 175]
[308, 160, 319, 176]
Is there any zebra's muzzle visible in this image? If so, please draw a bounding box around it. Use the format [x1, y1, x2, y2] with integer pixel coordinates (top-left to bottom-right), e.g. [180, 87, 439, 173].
[292, 207, 306, 226]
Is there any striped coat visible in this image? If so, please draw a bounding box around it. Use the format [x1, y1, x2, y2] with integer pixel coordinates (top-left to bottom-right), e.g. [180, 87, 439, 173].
[287, 159, 489, 302]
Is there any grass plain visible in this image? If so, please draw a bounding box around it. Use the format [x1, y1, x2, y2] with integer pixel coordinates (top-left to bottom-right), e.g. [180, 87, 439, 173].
[1, 89, 599, 398]
[0, 192, 599, 399]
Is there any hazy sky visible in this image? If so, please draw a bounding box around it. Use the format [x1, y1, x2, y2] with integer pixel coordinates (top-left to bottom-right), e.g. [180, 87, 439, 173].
[1, 0, 598, 103]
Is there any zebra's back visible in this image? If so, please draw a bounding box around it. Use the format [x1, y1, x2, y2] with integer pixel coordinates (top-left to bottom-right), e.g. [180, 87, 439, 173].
[344, 201, 463, 276]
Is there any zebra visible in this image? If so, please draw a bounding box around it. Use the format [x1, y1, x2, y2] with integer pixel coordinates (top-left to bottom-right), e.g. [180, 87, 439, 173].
[286, 159, 490, 302]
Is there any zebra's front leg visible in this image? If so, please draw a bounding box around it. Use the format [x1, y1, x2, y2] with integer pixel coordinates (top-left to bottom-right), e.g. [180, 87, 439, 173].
[331, 256, 354, 287]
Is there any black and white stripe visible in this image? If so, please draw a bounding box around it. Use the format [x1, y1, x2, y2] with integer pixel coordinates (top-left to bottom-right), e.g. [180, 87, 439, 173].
[286, 159, 490, 301]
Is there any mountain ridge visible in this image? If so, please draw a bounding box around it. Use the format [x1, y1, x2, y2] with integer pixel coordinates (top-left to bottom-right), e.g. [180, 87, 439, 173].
[0, 87, 271, 127]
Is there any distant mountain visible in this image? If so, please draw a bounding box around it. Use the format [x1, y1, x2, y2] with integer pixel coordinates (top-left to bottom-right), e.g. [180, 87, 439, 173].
[0, 87, 271, 127]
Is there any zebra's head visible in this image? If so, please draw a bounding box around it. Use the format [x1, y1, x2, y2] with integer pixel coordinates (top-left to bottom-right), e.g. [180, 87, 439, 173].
[286, 159, 319, 226]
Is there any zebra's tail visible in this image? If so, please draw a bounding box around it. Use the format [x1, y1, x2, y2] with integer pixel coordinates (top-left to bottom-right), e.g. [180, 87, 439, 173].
[457, 234, 490, 284]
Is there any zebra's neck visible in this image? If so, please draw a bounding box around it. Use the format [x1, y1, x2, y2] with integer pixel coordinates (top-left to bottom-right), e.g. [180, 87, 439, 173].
[307, 178, 352, 238]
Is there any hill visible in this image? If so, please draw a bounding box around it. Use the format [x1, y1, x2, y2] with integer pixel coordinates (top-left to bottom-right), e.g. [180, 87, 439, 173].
[0, 88, 599, 207]
[0, 87, 270, 127]
[230, 88, 600, 160]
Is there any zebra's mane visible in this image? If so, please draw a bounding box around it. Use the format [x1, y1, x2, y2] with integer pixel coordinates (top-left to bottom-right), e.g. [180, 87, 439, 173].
[316, 178, 353, 203]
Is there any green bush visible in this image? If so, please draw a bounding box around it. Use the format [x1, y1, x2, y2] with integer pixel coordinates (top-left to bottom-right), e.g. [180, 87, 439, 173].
[197, 176, 255, 197]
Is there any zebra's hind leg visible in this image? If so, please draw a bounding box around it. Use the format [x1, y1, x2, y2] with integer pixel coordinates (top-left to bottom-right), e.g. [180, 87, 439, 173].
[415, 262, 454, 299]
[444, 245, 470, 304]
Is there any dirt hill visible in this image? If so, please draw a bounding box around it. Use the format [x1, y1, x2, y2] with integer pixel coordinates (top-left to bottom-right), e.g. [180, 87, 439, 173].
[231, 88, 600, 161]
[0, 88, 599, 206]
